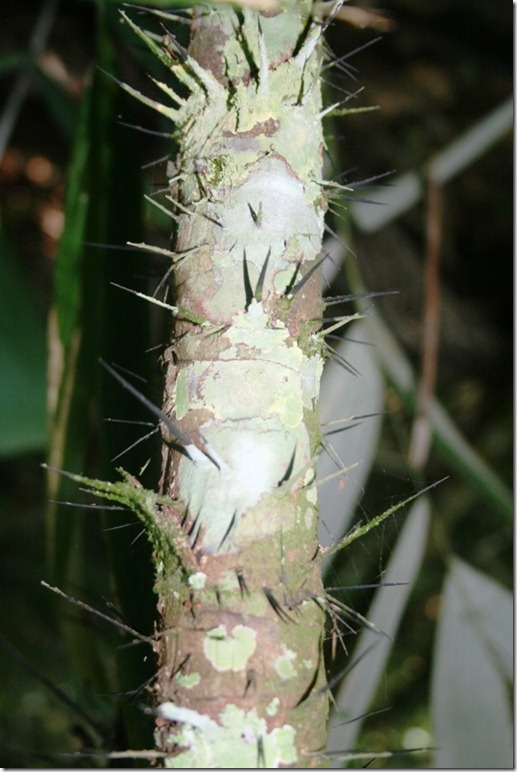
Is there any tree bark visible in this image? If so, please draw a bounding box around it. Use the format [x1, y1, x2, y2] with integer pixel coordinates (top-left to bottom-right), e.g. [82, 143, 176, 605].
[125, 2, 330, 765]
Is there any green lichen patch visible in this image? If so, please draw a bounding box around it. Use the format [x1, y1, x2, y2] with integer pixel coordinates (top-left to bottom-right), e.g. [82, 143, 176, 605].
[274, 644, 298, 680]
[164, 703, 297, 769]
[175, 672, 201, 690]
[203, 624, 257, 672]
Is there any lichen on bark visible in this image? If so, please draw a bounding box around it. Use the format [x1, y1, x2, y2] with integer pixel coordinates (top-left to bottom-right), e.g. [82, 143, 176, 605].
[121, 2, 332, 766]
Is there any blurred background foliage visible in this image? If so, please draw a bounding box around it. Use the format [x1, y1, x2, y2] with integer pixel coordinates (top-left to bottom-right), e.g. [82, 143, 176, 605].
[0, 0, 512, 767]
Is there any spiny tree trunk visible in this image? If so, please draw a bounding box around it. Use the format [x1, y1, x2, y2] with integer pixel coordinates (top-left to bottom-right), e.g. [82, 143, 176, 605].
[120, 2, 332, 765]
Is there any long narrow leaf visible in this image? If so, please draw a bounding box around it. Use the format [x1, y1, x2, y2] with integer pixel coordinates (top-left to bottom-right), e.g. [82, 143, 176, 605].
[327, 497, 431, 754]
[431, 558, 513, 768]
[317, 321, 384, 551]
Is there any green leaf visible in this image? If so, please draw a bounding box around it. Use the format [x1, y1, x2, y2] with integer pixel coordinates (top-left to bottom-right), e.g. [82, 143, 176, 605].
[47, 4, 155, 743]
[431, 558, 513, 768]
[0, 231, 47, 456]
[0, 51, 27, 75]
[33, 66, 78, 140]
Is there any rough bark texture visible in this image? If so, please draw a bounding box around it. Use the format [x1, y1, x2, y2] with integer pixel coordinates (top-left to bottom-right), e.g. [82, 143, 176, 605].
[124, 2, 330, 766]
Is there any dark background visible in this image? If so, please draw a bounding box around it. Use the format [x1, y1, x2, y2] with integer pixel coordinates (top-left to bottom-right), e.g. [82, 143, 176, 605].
[0, 0, 512, 767]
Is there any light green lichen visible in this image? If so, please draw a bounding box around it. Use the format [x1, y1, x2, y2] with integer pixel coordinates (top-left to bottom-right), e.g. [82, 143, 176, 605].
[164, 704, 297, 768]
[274, 645, 298, 680]
[175, 672, 201, 689]
[203, 624, 257, 672]
[188, 571, 207, 589]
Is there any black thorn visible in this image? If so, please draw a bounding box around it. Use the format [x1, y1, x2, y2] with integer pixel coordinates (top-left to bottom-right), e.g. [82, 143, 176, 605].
[289, 254, 327, 296]
[257, 735, 266, 768]
[127, 673, 157, 703]
[217, 511, 237, 551]
[263, 587, 295, 623]
[243, 668, 257, 697]
[276, 447, 296, 486]
[324, 345, 361, 377]
[294, 646, 322, 707]
[187, 510, 201, 541]
[283, 259, 301, 296]
[341, 169, 395, 190]
[315, 642, 379, 696]
[242, 250, 254, 310]
[99, 360, 193, 452]
[171, 653, 191, 679]
[188, 591, 196, 620]
[215, 588, 222, 608]
[324, 289, 399, 306]
[180, 505, 190, 527]
[325, 36, 382, 73]
[247, 202, 262, 226]
[254, 247, 270, 302]
[236, 568, 250, 598]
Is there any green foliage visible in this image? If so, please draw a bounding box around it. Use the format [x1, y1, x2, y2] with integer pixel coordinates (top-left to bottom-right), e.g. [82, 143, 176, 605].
[0, 233, 47, 456]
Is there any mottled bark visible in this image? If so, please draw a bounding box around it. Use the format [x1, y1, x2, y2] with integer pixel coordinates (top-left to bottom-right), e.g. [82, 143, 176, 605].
[122, 3, 331, 766]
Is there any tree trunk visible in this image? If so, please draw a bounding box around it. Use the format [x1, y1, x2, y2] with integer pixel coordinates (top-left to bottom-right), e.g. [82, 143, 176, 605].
[124, 3, 330, 765]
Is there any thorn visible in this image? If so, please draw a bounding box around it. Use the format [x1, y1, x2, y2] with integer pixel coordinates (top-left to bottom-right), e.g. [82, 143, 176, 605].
[324, 290, 399, 306]
[244, 668, 256, 697]
[323, 36, 382, 73]
[49, 500, 128, 511]
[318, 87, 364, 119]
[324, 342, 361, 376]
[100, 360, 219, 468]
[276, 447, 296, 486]
[263, 587, 295, 624]
[254, 247, 270, 302]
[288, 254, 327, 297]
[188, 591, 196, 620]
[110, 426, 160, 463]
[248, 201, 263, 226]
[148, 73, 186, 107]
[236, 568, 250, 598]
[337, 169, 396, 190]
[323, 412, 386, 438]
[100, 359, 189, 446]
[257, 735, 266, 767]
[98, 65, 178, 122]
[320, 311, 363, 339]
[283, 260, 301, 296]
[171, 653, 191, 680]
[316, 643, 379, 696]
[189, 515, 202, 550]
[256, 16, 269, 95]
[294, 647, 322, 707]
[243, 249, 254, 310]
[217, 511, 237, 551]
[40, 581, 152, 643]
[161, 26, 189, 63]
[320, 0, 346, 32]
[119, 120, 173, 137]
